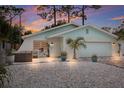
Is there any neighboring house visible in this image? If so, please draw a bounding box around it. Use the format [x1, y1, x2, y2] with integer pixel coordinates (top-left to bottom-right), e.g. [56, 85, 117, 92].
[18, 23, 123, 59]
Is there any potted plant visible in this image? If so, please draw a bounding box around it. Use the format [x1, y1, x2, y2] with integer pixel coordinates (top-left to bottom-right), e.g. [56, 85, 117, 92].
[92, 54, 97, 62]
[6, 49, 15, 65]
[60, 51, 67, 61]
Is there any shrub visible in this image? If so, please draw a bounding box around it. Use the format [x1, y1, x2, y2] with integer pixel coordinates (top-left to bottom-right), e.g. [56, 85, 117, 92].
[0, 65, 11, 87]
[61, 51, 67, 57]
[91, 54, 97, 62]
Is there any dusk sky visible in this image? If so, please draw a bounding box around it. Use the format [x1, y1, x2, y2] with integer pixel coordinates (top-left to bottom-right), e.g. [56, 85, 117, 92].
[14, 5, 124, 33]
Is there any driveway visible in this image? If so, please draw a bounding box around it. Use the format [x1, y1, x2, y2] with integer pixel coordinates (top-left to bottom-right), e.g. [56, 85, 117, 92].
[7, 61, 124, 88]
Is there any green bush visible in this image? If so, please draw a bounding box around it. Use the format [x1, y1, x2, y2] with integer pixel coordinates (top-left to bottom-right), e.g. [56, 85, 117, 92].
[60, 51, 67, 61]
[61, 51, 67, 56]
[0, 65, 10, 87]
[91, 55, 97, 62]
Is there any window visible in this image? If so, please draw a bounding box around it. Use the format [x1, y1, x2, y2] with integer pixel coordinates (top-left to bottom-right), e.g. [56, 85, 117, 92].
[86, 29, 89, 34]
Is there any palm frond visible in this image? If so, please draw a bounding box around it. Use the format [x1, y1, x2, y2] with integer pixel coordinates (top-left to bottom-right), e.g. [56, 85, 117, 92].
[75, 37, 86, 44]
[66, 38, 73, 44]
[66, 37, 86, 50]
[78, 42, 87, 48]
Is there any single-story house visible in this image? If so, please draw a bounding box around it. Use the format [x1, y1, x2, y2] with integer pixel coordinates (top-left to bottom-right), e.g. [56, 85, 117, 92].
[18, 23, 124, 59]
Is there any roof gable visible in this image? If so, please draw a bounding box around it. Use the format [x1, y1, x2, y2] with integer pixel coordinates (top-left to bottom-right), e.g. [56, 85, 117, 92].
[22, 23, 79, 39]
[48, 25, 118, 39]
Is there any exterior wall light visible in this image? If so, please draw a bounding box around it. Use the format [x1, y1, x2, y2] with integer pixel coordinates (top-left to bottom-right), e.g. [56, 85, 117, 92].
[49, 42, 54, 47]
[112, 42, 115, 45]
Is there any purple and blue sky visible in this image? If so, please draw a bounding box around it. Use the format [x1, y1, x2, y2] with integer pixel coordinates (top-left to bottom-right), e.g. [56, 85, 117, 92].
[14, 5, 124, 33]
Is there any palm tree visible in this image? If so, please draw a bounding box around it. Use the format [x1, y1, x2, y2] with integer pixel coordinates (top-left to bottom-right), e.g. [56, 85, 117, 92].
[66, 37, 86, 59]
[37, 5, 57, 26]
[61, 5, 74, 23]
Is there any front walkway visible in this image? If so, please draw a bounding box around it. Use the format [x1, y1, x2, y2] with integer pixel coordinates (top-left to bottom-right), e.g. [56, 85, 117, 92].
[7, 61, 124, 88]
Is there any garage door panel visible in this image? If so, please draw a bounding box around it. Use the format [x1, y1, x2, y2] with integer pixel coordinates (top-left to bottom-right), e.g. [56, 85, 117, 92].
[77, 42, 112, 57]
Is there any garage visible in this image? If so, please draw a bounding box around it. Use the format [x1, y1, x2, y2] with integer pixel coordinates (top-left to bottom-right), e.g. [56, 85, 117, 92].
[77, 42, 112, 57]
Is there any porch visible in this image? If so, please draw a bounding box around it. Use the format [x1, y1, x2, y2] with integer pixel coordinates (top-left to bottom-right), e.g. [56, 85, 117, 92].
[32, 37, 64, 58]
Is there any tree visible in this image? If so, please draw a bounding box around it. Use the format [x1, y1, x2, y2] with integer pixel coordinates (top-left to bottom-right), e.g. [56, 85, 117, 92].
[0, 6, 25, 26]
[9, 25, 23, 49]
[75, 5, 101, 25]
[61, 5, 74, 23]
[114, 29, 124, 40]
[0, 17, 11, 43]
[23, 30, 32, 36]
[17, 8, 25, 27]
[66, 37, 86, 59]
[0, 17, 12, 64]
[37, 5, 58, 26]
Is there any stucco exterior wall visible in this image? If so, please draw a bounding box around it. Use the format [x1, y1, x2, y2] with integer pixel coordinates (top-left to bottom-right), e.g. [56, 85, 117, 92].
[48, 37, 62, 57]
[18, 24, 77, 52]
[61, 26, 118, 58]
[62, 27, 115, 42]
[18, 24, 118, 58]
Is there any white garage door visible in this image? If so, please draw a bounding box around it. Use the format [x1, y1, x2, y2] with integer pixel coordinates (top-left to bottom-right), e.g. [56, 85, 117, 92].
[77, 42, 112, 57]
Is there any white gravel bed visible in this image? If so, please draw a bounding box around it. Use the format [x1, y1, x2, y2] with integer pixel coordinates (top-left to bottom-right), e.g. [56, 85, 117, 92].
[6, 61, 124, 88]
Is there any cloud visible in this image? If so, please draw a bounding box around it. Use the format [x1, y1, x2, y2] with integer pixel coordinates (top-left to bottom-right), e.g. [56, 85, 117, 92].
[86, 5, 118, 17]
[12, 5, 123, 33]
[25, 18, 48, 32]
[112, 16, 124, 20]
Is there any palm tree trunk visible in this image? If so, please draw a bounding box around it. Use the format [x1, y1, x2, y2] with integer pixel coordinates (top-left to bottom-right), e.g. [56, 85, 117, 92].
[73, 48, 76, 59]
[53, 5, 56, 26]
[82, 5, 85, 25]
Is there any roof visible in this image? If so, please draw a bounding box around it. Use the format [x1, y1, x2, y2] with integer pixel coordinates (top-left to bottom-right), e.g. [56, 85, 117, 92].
[48, 24, 118, 39]
[22, 23, 79, 39]
[22, 23, 118, 40]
